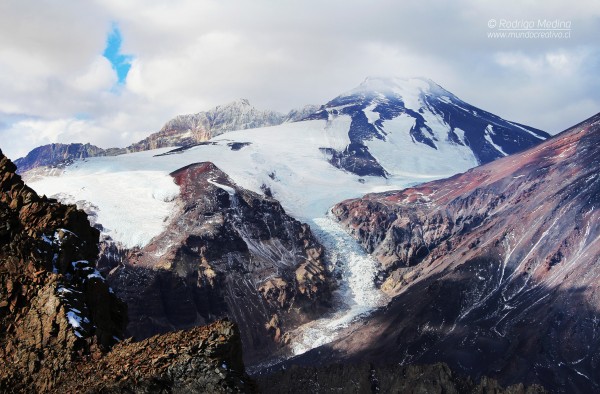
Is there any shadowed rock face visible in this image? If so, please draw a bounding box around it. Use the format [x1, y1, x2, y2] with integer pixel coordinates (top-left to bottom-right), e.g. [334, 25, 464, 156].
[107, 162, 332, 364]
[330, 113, 600, 392]
[53, 320, 257, 394]
[0, 149, 127, 392]
[13, 143, 109, 173]
[257, 362, 545, 394]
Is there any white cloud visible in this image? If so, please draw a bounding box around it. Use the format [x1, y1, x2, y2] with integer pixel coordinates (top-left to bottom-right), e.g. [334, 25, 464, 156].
[72, 56, 117, 92]
[493, 49, 587, 76]
[1, 118, 107, 160]
[0, 0, 599, 160]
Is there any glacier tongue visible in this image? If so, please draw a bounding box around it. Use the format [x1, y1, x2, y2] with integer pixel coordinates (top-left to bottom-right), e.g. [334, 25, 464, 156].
[288, 214, 388, 356]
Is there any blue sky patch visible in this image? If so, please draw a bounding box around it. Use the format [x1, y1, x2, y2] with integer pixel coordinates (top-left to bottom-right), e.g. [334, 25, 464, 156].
[103, 23, 133, 85]
[74, 112, 91, 120]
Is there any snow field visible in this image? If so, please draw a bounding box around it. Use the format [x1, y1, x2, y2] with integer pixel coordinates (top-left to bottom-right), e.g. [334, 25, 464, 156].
[30, 119, 432, 248]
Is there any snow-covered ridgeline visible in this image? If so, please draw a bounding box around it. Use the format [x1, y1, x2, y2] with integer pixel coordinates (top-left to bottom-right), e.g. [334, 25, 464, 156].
[27, 120, 435, 249]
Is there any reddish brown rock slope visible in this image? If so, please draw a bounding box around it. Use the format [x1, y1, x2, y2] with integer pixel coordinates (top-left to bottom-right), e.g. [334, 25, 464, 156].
[0, 150, 127, 392]
[330, 113, 600, 392]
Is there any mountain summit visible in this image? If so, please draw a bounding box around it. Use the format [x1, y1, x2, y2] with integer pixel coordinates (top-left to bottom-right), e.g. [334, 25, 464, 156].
[308, 77, 549, 177]
[127, 99, 318, 152]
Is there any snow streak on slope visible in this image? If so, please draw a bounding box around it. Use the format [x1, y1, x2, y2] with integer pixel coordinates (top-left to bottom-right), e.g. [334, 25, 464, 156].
[368, 113, 479, 178]
[484, 124, 508, 156]
[288, 215, 387, 356]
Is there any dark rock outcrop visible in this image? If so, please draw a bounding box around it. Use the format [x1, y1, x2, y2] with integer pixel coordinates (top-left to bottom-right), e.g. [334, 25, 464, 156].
[13, 143, 119, 174]
[320, 143, 388, 178]
[329, 113, 600, 392]
[107, 162, 332, 364]
[258, 362, 545, 394]
[53, 320, 256, 393]
[0, 149, 127, 392]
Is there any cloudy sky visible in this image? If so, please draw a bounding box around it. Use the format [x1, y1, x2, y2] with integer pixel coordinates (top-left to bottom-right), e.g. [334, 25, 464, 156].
[1, 0, 599, 160]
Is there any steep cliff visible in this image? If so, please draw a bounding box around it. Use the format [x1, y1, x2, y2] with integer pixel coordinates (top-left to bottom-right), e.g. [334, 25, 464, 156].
[0, 149, 127, 392]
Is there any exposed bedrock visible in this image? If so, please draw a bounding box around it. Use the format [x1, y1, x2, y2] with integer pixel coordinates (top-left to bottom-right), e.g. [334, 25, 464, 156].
[107, 162, 333, 364]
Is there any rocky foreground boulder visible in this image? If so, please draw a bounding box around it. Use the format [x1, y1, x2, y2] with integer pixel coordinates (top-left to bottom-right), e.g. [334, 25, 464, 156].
[52, 320, 255, 393]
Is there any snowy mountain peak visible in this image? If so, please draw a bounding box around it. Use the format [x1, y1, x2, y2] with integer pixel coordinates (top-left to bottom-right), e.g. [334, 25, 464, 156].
[238, 98, 251, 106]
[358, 75, 431, 91]
[217, 98, 253, 111]
[305, 76, 549, 177]
[349, 76, 449, 99]
[313, 77, 458, 118]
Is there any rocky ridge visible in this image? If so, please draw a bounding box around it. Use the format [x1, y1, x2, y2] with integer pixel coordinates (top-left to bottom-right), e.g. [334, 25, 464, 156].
[14, 143, 110, 174]
[131, 100, 318, 152]
[0, 149, 126, 392]
[14, 100, 319, 175]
